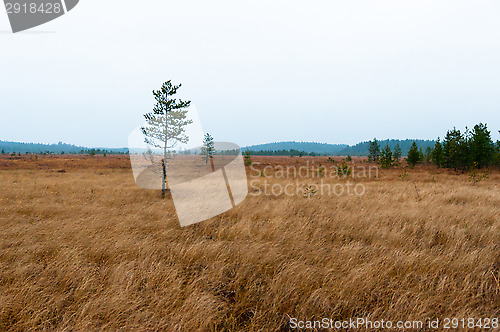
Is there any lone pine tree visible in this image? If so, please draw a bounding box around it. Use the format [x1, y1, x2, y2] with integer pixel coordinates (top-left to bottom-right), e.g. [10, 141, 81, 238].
[142, 81, 193, 198]
[201, 133, 215, 171]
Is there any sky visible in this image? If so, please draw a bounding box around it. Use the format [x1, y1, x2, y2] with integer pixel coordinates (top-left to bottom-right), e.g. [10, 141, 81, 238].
[1, 0, 499, 148]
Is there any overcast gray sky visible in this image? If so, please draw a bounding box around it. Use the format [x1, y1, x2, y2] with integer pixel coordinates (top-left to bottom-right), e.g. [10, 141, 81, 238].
[1, 0, 499, 147]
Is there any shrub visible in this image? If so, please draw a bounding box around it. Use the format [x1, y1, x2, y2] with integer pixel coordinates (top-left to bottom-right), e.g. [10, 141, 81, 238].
[337, 161, 352, 176]
[244, 151, 252, 166]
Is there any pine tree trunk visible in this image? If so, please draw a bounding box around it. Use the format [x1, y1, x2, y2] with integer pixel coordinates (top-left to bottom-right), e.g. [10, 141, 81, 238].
[162, 90, 168, 199]
[210, 155, 215, 172]
[161, 158, 166, 199]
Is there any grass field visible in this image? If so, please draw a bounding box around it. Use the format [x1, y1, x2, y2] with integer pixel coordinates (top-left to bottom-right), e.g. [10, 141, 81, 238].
[0, 155, 499, 331]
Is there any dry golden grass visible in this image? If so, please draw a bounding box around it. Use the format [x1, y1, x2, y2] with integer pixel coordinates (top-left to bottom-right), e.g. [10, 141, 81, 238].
[0, 155, 499, 331]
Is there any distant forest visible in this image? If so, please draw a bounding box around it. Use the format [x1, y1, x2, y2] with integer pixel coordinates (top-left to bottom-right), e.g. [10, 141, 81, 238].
[339, 139, 436, 156]
[1, 139, 435, 157]
[370, 123, 500, 170]
[0, 141, 128, 155]
[242, 142, 348, 155]
[243, 140, 435, 156]
[2, 128, 497, 168]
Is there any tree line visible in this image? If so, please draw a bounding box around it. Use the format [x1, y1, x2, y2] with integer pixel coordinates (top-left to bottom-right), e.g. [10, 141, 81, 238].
[0, 148, 128, 156]
[0, 141, 128, 155]
[245, 149, 320, 157]
[369, 123, 499, 169]
[342, 139, 435, 157]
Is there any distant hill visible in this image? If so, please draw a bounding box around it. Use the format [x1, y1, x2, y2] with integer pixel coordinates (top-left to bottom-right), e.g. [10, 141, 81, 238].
[0, 140, 128, 154]
[242, 141, 348, 155]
